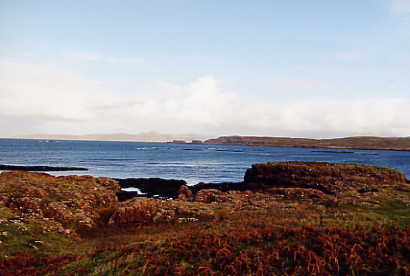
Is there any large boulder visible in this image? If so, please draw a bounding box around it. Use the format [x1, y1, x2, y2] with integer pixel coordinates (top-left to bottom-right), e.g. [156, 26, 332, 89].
[244, 161, 408, 195]
[177, 185, 193, 201]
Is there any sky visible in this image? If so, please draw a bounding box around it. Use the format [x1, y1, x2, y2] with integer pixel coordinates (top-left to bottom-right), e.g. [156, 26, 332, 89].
[0, 0, 409, 138]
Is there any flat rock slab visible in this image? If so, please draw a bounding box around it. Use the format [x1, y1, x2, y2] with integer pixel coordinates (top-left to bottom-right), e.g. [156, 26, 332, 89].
[0, 164, 88, 171]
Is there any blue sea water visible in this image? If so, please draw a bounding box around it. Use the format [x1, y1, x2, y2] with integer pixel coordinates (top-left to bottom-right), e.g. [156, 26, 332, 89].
[0, 138, 409, 185]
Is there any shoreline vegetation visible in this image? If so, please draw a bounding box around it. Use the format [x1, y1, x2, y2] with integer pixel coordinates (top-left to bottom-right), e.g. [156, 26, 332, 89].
[1, 161, 410, 275]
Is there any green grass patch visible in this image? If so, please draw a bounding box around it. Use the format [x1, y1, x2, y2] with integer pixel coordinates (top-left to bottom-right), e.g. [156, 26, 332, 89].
[344, 198, 410, 226]
[370, 198, 410, 225]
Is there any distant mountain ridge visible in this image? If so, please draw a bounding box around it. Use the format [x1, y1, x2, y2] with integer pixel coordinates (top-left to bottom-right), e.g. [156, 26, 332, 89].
[20, 132, 204, 143]
[204, 136, 410, 151]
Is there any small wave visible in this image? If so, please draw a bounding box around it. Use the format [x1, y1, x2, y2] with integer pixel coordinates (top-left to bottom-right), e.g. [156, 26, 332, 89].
[136, 147, 161, 150]
[252, 152, 272, 156]
[97, 163, 126, 167]
[215, 149, 244, 153]
[146, 164, 190, 167]
[105, 158, 137, 161]
[80, 158, 136, 162]
[145, 162, 186, 165]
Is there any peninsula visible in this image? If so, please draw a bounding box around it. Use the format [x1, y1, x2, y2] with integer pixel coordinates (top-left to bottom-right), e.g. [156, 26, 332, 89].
[204, 135, 410, 151]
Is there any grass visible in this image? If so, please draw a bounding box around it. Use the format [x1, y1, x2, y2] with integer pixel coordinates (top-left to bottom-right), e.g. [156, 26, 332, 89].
[364, 198, 410, 225]
[0, 220, 84, 258]
[2, 194, 410, 275]
[50, 224, 410, 275]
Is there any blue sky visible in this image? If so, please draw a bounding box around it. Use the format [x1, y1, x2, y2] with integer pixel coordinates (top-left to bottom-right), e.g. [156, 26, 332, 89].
[0, 0, 409, 138]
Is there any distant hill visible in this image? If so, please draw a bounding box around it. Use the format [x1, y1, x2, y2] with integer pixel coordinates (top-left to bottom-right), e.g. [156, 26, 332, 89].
[20, 132, 204, 143]
[204, 136, 410, 151]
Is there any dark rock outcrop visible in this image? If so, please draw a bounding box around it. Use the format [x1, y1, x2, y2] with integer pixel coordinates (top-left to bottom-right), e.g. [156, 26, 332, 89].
[117, 190, 146, 202]
[116, 180, 246, 201]
[190, 182, 246, 194]
[116, 178, 187, 199]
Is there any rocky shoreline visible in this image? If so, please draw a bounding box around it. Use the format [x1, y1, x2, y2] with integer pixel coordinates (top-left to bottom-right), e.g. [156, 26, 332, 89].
[116, 161, 410, 200]
[1, 161, 410, 275]
[1, 161, 408, 231]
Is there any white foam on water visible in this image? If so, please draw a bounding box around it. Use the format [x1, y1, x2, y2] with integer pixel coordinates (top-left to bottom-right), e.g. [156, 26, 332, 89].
[121, 187, 146, 195]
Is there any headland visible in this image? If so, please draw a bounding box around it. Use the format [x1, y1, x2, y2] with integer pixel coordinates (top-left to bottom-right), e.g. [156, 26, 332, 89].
[204, 135, 410, 151]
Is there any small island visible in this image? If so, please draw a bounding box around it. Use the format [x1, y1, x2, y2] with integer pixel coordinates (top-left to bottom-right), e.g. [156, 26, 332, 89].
[167, 139, 203, 144]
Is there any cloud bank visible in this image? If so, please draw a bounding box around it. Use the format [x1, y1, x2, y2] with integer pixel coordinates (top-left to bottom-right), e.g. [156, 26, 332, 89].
[1, 60, 409, 138]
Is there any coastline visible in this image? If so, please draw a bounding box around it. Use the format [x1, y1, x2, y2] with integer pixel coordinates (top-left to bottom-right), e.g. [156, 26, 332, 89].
[3, 135, 410, 152]
[203, 135, 410, 152]
[1, 161, 410, 274]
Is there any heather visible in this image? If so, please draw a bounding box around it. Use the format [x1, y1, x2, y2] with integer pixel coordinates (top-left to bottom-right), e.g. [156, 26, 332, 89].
[1, 162, 410, 275]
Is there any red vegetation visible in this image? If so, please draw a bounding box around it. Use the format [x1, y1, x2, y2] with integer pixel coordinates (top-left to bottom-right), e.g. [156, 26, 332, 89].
[0, 253, 78, 276]
[244, 161, 408, 194]
[102, 225, 410, 275]
[1, 163, 410, 275]
[2, 225, 409, 275]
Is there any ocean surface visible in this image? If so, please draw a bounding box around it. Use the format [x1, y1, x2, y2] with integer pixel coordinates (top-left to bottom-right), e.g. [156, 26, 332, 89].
[1, 138, 410, 185]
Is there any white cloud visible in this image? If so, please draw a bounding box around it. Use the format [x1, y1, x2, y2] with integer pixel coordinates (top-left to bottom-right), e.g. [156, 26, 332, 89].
[0, 60, 115, 122]
[1, 60, 409, 138]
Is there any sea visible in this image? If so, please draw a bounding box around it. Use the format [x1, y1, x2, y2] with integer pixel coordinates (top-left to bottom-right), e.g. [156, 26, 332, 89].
[1, 138, 410, 185]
